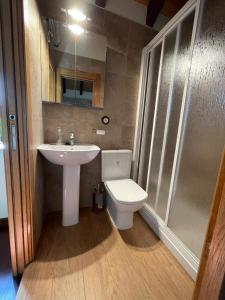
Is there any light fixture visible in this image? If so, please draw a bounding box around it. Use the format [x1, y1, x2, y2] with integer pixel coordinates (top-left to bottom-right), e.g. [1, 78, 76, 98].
[68, 24, 85, 35]
[67, 9, 86, 22]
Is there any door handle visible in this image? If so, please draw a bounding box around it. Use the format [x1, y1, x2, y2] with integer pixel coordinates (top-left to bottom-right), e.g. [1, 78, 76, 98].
[9, 114, 17, 151]
[11, 124, 17, 151]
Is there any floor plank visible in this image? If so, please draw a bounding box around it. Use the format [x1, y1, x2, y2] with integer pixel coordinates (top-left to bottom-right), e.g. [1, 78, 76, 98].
[17, 209, 194, 300]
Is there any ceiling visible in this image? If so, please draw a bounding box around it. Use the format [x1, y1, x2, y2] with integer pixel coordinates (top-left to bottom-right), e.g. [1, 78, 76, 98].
[135, 0, 188, 18]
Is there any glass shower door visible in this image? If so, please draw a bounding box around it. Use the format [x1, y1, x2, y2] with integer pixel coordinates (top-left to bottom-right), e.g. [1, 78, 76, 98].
[136, 0, 225, 263]
[146, 28, 178, 210]
[137, 8, 197, 223]
[138, 43, 162, 190]
[167, 10, 225, 257]
[155, 11, 195, 220]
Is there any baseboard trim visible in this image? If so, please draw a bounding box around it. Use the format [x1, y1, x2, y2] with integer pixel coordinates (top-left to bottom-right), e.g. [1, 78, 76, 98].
[139, 204, 199, 280]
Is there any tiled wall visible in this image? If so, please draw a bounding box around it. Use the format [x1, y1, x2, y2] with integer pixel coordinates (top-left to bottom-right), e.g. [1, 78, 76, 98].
[43, 7, 156, 210]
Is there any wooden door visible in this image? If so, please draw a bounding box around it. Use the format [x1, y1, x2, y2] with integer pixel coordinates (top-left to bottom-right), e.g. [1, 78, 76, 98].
[193, 149, 225, 299]
[0, 0, 34, 275]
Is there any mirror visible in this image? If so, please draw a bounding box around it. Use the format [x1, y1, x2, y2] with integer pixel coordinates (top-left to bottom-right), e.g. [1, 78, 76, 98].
[56, 68, 101, 107]
[38, 1, 106, 108]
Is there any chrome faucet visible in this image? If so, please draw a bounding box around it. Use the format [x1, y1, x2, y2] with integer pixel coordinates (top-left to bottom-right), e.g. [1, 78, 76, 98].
[69, 132, 75, 145]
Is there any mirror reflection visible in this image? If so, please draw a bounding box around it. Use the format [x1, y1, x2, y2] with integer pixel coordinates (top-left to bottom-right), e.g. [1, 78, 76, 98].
[39, 2, 106, 108]
[62, 78, 93, 107]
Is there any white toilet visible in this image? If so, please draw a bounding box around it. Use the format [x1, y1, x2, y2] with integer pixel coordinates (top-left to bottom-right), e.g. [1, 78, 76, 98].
[101, 150, 148, 230]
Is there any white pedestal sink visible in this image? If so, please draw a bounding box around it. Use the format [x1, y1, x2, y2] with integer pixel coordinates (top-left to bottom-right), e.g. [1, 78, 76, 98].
[38, 144, 100, 226]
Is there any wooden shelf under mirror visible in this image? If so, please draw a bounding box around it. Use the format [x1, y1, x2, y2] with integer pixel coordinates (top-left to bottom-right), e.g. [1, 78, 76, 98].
[56, 68, 103, 108]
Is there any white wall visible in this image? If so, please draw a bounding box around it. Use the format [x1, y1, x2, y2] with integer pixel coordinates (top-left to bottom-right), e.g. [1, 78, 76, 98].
[0, 145, 8, 219]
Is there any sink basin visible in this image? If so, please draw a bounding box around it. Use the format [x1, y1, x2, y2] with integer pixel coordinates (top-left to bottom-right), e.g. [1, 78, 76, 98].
[38, 144, 100, 166]
[38, 144, 100, 226]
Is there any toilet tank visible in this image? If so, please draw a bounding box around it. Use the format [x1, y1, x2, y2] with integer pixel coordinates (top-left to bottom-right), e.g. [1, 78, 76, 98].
[101, 150, 132, 182]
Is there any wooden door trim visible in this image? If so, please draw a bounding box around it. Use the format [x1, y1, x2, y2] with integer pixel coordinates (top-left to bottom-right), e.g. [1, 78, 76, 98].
[0, 0, 26, 274]
[12, 0, 34, 263]
[0, 18, 17, 275]
[0, 0, 34, 275]
[193, 148, 225, 299]
[22, 0, 39, 254]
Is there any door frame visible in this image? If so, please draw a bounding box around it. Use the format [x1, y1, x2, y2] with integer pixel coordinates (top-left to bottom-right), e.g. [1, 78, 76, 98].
[193, 149, 225, 299]
[0, 0, 34, 275]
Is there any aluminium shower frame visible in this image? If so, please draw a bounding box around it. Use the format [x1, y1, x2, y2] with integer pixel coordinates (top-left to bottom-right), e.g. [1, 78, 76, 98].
[133, 0, 203, 279]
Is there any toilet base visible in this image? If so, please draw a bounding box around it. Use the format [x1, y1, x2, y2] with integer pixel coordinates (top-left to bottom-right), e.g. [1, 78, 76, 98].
[106, 193, 134, 230]
[107, 208, 133, 230]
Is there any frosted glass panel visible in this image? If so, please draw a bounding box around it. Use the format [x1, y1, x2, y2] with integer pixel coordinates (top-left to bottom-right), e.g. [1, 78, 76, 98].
[168, 7, 225, 257]
[138, 43, 162, 189]
[147, 29, 177, 208]
[156, 12, 195, 219]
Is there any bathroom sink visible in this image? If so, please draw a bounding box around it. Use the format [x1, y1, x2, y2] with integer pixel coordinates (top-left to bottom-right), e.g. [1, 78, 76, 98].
[38, 144, 100, 226]
[38, 144, 100, 166]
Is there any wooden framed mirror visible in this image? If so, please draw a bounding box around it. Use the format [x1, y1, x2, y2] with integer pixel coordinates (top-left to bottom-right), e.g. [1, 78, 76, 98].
[56, 68, 102, 108]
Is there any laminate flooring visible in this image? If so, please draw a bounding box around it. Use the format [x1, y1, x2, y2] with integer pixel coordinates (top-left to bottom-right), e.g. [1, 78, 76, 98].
[17, 209, 194, 300]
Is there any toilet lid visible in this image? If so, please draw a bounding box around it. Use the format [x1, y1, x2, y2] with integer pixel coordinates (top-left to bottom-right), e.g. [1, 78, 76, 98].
[105, 179, 148, 204]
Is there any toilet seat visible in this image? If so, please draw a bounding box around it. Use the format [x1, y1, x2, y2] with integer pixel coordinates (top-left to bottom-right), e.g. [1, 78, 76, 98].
[105, 179, 148, 205]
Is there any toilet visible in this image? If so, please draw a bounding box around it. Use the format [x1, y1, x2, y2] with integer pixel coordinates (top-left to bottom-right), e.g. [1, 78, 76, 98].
[101, 150, 148, 230]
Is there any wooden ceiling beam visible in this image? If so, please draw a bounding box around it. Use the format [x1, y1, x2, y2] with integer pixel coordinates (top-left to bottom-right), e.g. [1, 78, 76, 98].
[134, 0, 188, 18]
[95, 0, 106, 8]
[146, 0, 166, 27]
[162, 0, 187, 17]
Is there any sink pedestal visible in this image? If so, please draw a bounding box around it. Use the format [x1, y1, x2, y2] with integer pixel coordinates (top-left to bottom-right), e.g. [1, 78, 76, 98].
[62, 165, 80, 226]
[38, 144, 100, 227]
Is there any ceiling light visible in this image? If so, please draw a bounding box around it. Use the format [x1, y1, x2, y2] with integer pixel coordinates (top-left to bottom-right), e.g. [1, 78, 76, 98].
[68, 24, 85, 35]
[68, 9, 86, 22]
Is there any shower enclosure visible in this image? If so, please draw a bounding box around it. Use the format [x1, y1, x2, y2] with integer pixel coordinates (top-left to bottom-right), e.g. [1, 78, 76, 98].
[134, 0, 225, 280]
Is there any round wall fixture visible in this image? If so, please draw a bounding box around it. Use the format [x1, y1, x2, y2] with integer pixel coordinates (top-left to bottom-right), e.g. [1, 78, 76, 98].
[101, 115, 110, 125]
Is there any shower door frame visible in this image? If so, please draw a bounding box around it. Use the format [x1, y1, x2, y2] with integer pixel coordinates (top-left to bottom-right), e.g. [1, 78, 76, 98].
[133, 0, 203, 280]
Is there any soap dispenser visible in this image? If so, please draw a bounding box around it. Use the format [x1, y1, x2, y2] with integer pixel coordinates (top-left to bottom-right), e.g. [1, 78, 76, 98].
[56, 127, 63, 145]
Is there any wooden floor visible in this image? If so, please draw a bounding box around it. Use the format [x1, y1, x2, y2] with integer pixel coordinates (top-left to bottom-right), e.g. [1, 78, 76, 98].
[17, 209, 194, 300]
